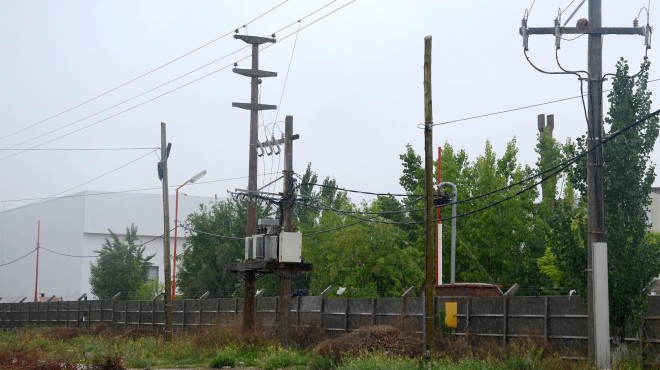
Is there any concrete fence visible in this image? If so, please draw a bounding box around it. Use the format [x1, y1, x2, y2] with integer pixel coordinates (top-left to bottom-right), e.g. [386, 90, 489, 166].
[1, 295, 659, 360]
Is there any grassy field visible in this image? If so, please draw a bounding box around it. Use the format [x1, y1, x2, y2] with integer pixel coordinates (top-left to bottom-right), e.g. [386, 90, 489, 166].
[0, 324, 646, 369]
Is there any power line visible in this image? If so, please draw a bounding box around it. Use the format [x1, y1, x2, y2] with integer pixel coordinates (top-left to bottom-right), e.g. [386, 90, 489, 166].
[301, 107, 660, 225]
[0, 173, 278, 205]
[0, 248, 36, 267]
[37, 229, 174, 260]
[0, 147, 158, 151]
[0, 0, 358, 161]
[47, 150, 157, 199]
[183, 226, 244, 241]
[0, 0, 290, 143]
[429, 78, 659, 127]
[304, 220, 364, 236]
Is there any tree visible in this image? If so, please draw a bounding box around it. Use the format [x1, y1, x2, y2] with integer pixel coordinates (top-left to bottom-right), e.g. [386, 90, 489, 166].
[177, 200, 247, 298]
[296, 164, 424, 297]
[397, 141, 547, 290]
[562, 59, 660, 342]
[89, 224, 154, 299]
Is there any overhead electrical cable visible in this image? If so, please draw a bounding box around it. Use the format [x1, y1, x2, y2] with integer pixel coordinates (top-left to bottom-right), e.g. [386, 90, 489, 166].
[0, 0, 358, 161]
[0, 173, 274, 205]
[183, 226, 244, 240]
[0, 248, 37, 267]
[0, 46, 251, 156]
[0, 0, 290, 143]
[300, 107, 660, 225]
[37, 229, 174, 260]
[0, 147, 158, 151]
[47, 150, 157, 199]
[429, 77, 660, 127]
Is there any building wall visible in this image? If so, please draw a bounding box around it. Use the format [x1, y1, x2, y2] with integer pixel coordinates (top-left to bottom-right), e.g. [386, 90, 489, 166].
[650, 188, 660, 233]
[0, 192, 217, 302]
[0, 196, 86, 302]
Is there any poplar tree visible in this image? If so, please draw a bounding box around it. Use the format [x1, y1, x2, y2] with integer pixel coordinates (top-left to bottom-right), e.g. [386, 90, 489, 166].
[564, 59, 660, 342]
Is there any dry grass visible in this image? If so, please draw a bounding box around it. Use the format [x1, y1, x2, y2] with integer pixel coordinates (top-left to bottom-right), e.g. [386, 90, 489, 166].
[42, 327, 83, 341]
[315, 325, 423, 363]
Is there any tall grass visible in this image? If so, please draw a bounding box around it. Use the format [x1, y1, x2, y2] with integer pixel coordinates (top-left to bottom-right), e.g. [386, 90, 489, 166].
[0, 325, 649, 369]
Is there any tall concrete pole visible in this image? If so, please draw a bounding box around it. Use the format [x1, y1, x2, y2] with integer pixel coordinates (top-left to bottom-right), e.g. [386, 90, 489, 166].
[522, 2, 646, 365]
[278, 115, 295, 347]
[232, 34, 277, 333]
[586, 1, 610, 366]
[423, 35, 436, 354]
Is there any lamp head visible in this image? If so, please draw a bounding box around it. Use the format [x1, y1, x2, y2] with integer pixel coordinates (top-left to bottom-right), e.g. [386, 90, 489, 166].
[189, 170, 207, 183]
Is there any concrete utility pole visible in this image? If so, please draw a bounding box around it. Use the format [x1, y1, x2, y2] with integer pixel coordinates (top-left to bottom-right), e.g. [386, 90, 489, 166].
[232, 34, 277, 333]
[278, 115, 295, 347]
[521, 2, 648, 367]
[160, 122, 173, 342]
[422, 35, 436, 355]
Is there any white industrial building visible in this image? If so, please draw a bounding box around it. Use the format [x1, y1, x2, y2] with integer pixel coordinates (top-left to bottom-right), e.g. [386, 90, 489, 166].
[0, 191, 216, 302]
[651, 187, 660, 233]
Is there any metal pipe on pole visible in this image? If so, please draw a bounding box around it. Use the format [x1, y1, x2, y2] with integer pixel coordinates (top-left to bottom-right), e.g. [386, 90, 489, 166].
[439, 182, 458, 285]
[172, 170, 207, 300]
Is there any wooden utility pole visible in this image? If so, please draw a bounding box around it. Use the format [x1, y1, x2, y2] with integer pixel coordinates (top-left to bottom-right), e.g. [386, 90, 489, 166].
[278, 115, 295, 347]
[160, 122, 173, 342]
[423, 35, 436, 354]
[522, 2, 648, 366]
[232, 34, 277, 333]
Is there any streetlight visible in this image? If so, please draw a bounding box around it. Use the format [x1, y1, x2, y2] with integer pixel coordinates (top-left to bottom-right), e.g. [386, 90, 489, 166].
[172, 170, 207, 300]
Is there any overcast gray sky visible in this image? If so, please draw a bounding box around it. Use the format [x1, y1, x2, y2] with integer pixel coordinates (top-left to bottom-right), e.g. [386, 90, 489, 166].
[0, 0, 658, 211]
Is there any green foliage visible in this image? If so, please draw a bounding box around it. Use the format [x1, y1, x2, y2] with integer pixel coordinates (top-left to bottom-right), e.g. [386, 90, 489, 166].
[135, 279, 164, 301]
[299, 164, 423, 296]
[177, 199, 255, 298]
[209, 352, 236, 368]
[560, 59, 660, 341]
[89, 224, 154, 300]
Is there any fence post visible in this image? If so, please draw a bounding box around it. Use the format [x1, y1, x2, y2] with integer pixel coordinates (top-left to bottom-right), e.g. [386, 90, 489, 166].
[180, 300, 185, 332]
[124, 301, 128, 329]
[151, 299, 156, 331]
[466, 297, 471, 334]
[502, 296, 508, 346]
[320, 286, 332, 330]
[295, 296, 301, 327]
[138, 301, 142, 328]
[401, 286, 415, 328]
[345, 299, 350, 333]
[216, 299, 220, 326]
[543, 296, 549, 343]
[198, 292, 209, 331]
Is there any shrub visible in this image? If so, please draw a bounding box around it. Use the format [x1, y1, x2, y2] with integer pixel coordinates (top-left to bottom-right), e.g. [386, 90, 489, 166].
[209, 352, 236, 368]
[315, 325, 422, 363]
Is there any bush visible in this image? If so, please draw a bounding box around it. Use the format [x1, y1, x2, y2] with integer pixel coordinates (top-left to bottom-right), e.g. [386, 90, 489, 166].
[43, 327, 82, 341]
[315, 325, 422, 363]
[209, 352, 236, 368]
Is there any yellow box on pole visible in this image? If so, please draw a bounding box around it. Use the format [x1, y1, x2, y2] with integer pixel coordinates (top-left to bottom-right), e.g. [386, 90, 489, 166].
[445, 301, 458, 328]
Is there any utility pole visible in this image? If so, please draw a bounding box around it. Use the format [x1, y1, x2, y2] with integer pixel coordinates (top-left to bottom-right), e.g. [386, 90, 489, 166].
[33, 220, 40, 303]
[160, 122, 173, 342]
[278, 115, 295, 347]
[422, 35, 436, 355]
[232, 34, 277, 333]
[521, 2, 648, 367]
